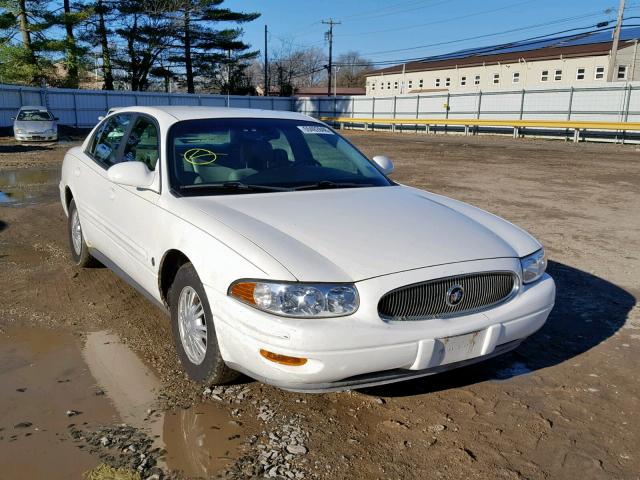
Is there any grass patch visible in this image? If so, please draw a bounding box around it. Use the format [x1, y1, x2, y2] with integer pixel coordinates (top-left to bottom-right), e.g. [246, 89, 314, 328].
[84, 463, 141, 480]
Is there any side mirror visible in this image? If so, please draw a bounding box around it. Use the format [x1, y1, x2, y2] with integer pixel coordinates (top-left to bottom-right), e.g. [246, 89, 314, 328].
[54, 117, 59, 121]
[372, 155, 394, 175]
[108, 162, 155, 189]
[10, 117, 15, 121]
[97, 115, 105, 121]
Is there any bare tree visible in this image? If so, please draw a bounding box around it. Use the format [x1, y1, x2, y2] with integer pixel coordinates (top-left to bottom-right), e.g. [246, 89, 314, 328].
[335, 51, 372, 88]
[252, 42, 326, 95]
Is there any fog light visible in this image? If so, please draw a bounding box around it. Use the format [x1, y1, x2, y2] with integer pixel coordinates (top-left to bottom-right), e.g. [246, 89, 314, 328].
[260, 349, 307, 366]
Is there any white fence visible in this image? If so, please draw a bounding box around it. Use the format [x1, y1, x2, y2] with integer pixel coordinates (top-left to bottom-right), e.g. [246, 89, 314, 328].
[2, 82, 640, 128]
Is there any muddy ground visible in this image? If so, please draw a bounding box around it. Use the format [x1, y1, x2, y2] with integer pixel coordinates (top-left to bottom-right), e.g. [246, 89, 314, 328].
[0, 131, 639, 480]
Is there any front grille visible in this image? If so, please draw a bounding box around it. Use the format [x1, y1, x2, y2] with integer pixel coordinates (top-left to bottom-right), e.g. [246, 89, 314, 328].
[378, 271, 518, 321]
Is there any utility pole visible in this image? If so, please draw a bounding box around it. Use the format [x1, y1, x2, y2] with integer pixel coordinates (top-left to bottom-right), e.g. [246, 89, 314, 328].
[607, 0, 625, 82]
[323, 19, 341, 96]
[264, 25, 269, 96]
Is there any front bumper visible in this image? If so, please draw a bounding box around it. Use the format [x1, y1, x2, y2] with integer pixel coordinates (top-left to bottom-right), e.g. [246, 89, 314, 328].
[15, 133, 58, 142]
[229, 339, 524, 393]
[209, 258, 555, 392]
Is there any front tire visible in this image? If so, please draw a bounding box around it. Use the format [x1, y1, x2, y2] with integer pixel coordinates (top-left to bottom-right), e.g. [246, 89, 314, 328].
[67, 199, 97, 267]
[169, 263, 239, 385]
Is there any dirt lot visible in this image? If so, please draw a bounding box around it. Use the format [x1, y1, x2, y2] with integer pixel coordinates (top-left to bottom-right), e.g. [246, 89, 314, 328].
[1, 132, 639, 479]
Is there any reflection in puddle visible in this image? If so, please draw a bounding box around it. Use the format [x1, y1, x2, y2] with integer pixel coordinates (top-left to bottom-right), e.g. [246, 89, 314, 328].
[163, 404, 244, 477]
[0, 168, 60, 206]
[82, 331, 241, 477]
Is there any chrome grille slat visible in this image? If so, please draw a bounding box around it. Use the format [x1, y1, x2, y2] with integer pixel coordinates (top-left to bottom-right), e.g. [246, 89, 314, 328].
[378, 271, 518, 321]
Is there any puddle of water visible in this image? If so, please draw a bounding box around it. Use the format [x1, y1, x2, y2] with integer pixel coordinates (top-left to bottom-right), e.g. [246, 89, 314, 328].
[82, 331, 161, 424]
[83, 331, 243, 477]
[163, 404, 244, 477]
[0, 327, 119, 479]
[0, 168, 60, 206]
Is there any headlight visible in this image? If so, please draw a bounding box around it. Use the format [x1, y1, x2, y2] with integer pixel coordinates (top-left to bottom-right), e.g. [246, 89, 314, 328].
[229, 280, 359, 317]
[520, 248, 547, 284]
[15, 128, 24, 134]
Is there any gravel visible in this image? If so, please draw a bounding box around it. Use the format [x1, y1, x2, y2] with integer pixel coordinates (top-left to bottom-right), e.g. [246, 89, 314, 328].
[203, 386, 313, 479]
[222, 414, 311, 479]
[68, 423, 165, 479]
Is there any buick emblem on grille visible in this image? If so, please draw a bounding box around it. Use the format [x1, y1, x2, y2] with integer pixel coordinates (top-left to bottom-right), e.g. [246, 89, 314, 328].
[446, 284, 465, 306]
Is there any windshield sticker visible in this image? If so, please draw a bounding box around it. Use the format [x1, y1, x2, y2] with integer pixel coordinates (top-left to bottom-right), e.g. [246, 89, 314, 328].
[183, 148, 227, 166]
[297, 125, 334, 135]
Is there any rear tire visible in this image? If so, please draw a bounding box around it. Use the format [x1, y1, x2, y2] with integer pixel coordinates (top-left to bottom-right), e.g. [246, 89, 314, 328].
[169, 263, 239, 385]
[67, 199, 97, 267]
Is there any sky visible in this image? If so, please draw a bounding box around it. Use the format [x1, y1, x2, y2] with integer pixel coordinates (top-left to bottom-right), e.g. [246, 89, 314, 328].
[223, 0, 637, 66]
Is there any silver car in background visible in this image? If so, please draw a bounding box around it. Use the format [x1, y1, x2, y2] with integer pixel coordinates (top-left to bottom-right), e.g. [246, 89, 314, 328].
[12, 106, 58, 142]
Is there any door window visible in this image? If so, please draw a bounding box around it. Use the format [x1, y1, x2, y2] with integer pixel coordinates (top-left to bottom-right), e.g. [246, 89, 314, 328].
[122, 117, 159, 170]
[89, 114, 131, 167]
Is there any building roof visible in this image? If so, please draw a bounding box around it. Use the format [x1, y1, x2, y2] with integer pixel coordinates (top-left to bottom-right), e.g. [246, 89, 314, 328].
[295, 87, 366, 96]
[366, 26, 640, 76]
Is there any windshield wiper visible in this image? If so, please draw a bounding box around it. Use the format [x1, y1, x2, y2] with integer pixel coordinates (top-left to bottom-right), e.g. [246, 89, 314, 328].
[180, 181, 292, 193]
[292, 181, 377, 191]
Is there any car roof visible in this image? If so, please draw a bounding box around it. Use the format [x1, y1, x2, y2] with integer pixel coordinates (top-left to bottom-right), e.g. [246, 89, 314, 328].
[111, 105, 319, 123]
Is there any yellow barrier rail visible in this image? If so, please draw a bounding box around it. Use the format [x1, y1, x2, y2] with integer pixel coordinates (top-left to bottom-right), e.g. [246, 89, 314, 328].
[319, 116, 640, 142]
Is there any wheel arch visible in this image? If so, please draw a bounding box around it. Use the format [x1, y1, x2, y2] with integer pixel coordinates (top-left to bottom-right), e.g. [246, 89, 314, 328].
[64, 186, 74, 213]
[158, 249, 192, 307]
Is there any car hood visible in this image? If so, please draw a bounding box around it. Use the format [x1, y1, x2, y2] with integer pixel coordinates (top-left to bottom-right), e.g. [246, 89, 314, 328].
[14, 120, 56, 132]
[186, 185, 541, 282]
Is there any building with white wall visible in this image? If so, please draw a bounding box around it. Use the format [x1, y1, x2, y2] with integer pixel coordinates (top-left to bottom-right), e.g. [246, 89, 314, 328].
[365, 28, 640, 96]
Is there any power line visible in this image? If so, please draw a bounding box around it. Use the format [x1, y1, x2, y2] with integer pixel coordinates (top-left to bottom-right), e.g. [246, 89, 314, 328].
[339, 0, 437, 22]
[359, 10, 616, 57]
[268, 31, 325, 51]
[334, 23, 640, 67]
[276, 0, 455, 41]
[341, 0, 451, 22]
[335, 0, 545, 37]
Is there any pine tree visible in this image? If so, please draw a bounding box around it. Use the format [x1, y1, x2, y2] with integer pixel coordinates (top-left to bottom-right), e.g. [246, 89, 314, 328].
[112, 0, 176, 91]
[0, 0, 54, 84]
[43, 0, 91, 87]
[170, 0, 259, 93]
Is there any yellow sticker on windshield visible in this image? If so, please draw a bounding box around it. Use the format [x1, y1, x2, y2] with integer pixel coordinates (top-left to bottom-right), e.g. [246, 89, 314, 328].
[183, 148, 227, 166]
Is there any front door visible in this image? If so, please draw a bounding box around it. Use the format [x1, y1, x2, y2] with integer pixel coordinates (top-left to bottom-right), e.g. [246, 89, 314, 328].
[101, 114, 163, 300]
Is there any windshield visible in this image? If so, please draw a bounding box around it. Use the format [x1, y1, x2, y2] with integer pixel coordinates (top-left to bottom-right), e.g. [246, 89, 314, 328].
[17, 109, 54, 121]
[168, 118, 392, 194]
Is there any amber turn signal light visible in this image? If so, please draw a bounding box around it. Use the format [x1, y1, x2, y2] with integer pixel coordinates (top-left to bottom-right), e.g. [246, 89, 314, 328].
[260, 349, 308, 366]
[229, 281, 257, 304]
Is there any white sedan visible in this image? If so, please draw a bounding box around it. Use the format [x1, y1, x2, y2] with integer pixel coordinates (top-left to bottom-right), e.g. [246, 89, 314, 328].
[13, 105, 58, 142]
[59, 106, 555, 392]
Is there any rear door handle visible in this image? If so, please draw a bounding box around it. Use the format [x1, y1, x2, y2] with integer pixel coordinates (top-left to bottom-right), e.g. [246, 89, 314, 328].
[108, 187, 115, 200]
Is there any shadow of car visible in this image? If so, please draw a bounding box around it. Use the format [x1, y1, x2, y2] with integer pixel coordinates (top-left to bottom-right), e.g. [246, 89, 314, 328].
[358, 260, 635, 397]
